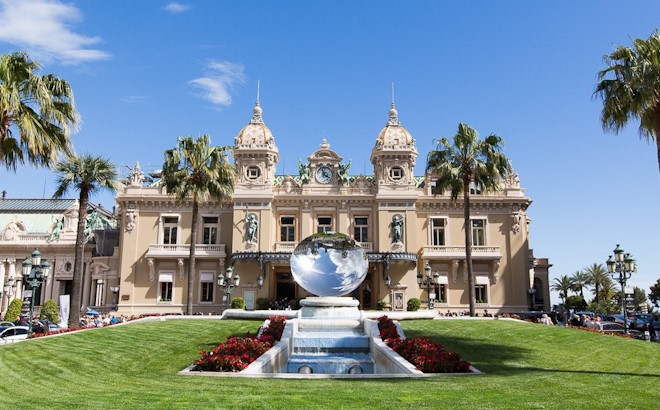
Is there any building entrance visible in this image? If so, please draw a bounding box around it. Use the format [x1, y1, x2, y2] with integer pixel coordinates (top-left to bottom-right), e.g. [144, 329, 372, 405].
[275, 271, 296, 306]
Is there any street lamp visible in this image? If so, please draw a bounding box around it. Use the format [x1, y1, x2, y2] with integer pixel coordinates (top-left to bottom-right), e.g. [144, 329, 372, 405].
[417, 261, 440, 310]
[110, 286, 120, 311]
[606, 244, 636, 335]
[3, 277, 17, 300]
[20, 248, 51, 336]
[217, 266, 240, 309]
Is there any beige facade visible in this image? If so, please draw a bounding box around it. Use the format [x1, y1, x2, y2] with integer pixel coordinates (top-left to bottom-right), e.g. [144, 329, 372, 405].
[0, 199, 118, 318]
[110, 99, 551, 315]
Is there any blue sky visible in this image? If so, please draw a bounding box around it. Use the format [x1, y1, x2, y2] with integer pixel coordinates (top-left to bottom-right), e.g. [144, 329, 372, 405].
[1, 1, 659, 305]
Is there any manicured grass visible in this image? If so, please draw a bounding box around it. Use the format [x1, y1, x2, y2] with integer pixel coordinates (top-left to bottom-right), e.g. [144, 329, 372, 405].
[0, 319, 658, 409]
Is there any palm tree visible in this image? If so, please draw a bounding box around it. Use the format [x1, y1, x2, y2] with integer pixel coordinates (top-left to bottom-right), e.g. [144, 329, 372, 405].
[162, 135, 235, 315]
[426, 123, 509, 316]
[570, 270, 589, 298]
[551, 275, 574, 323]
[594, 30, 660, 175]
[584, 263, 610, 304]
[53, 154, 118, 327]
[1, 52, 79, 170]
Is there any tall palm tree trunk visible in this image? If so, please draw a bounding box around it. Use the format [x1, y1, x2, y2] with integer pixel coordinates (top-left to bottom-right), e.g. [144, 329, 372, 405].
[463, 179, 475, 317]
[187, 200, 199, 315]
[70, 191, 88, 327]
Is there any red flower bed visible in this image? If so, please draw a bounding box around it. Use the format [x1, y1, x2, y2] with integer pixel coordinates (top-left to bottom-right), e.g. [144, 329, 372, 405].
[567, 324, 634, 339]
[377, 315, 471, 373]
[194, 316, 286, 372]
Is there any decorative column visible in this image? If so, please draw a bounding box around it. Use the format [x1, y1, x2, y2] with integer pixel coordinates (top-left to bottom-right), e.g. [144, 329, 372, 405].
[0, 259, 6, 312]
[83, 261, 93, 309]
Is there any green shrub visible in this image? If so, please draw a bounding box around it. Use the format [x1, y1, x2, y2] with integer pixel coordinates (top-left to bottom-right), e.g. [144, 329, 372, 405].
[377, 299, 390, 311]
[256, 298, 272, 310]
[5, 298, 22, 321]
[40, 299, 59, 323]
[231, 297, 245, 310]
[407, 298, 421, 311]
[566, 295, 587, 311]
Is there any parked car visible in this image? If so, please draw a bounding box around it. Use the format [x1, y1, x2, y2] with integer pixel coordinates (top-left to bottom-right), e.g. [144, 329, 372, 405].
[0, 321, 15, 327]
[602, 314, 632, 326]
[630, 314, 653, 331]
[0, 326, 29, 344]
[601, 322, 644, 340]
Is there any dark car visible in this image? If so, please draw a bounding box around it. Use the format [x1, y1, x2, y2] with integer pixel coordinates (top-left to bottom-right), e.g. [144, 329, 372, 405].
[601, 322, 644, 339]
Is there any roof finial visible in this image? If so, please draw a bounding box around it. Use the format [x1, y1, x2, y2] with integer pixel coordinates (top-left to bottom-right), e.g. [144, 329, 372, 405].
[388, 82, 399, 125]
[251, 80, 263, 123]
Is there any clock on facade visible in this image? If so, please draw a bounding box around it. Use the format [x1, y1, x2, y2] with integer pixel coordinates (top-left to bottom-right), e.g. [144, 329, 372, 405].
[315, 165, 333, 184]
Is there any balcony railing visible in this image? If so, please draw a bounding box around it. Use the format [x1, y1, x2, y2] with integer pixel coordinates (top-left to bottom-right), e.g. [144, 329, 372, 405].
[146, 244, 226, 258]
[423, 245, 501, 260]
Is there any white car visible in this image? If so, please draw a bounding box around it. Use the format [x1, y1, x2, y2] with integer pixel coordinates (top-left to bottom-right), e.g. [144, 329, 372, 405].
[0, 326, 29, 344]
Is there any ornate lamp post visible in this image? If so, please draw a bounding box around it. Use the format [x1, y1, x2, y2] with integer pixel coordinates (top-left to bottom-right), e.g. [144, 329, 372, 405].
[606, 244, 635, 335]
[417, 261, 440, 310]
[217, 266, 240, 309]
[3, 277, 17, 309]
[110, 286, 120, 311]
[20, 248, 51, 336]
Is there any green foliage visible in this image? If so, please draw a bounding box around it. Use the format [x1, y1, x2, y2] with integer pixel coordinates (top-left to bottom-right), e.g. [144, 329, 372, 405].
[0, 320, 658, 408]
[551, 275, 573, 303]
[256, 298, 272, 310]
[565, 295, 587, 311]
[595, 30, 660, 174]
[5, 298, 22, 321]
[230, 297, 245, 310]
[0, 51, 79, 170]
[587, 300, 615, 315]
[425, 123, 509, 317]
[39, 299, 59, 323]
[407, 298, 421, 311]
[650, 278, 660, 307]
[377, 299, 390, 311]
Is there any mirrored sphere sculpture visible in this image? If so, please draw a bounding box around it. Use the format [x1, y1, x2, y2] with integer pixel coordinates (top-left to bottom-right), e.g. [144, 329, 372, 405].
[290, 232, 369, 297]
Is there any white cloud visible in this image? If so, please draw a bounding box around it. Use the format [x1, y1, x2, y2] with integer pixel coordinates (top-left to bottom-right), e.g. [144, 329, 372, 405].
[189, 61, 246, 107]
[0, 0, 110, 65]
[164, 2, 191, 14]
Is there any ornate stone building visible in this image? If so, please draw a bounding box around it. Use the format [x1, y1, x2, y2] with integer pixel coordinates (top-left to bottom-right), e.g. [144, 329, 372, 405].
[109, 98, 551, 315]
[0, 199, 117, 317]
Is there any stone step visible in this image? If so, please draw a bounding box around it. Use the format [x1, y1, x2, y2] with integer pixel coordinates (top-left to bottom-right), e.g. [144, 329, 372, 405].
[287, 353, 374, 374]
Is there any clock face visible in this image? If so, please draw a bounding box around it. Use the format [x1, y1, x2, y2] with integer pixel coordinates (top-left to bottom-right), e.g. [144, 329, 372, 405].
[315, 165, 333, 184]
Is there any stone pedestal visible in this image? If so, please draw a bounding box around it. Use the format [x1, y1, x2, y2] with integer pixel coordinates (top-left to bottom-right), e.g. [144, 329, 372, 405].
[299, 297, 360, 320]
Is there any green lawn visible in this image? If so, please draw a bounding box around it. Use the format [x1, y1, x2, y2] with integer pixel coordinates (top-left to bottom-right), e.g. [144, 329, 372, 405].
[0, 319, 658, 409]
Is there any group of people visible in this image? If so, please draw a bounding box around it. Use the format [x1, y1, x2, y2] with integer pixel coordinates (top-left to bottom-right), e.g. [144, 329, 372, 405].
[570, 313, 604, 331]
[78, 314, 127, 328]
[270, 298, 296, 310]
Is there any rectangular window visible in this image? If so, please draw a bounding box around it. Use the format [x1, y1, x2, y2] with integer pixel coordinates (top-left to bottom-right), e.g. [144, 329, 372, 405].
[433, 284, 447, 303]
[431, 218, 446, 246]
[160, 282, 172, 302]
[280, 216, 296, 242]
[200, 282, 213, 302]
[317, 216, 333, 233]
[469, 181, 482, 195]
[159, 273, 173, 302]
[475, 284, 488, 303]
[471, 219, 485, 246]
[163, 217, 178, 245]
[354, 217, 369, 242]
[202, 216, 218, 245]
[200, 272, 214, 303]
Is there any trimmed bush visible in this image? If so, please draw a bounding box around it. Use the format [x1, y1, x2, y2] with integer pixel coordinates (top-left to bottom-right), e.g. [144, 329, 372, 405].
[230, 297, 245, 310]
[39, 299, 60, 323]
[566, 295, 587, 311]
[407, 297, 421, 311]
[5, 298, 22, 322]
[377, 299, 390, 311]
[256, 298, 272, 310]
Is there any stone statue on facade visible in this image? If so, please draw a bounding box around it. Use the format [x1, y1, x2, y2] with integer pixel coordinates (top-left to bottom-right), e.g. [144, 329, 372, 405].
[127, 161, 145, 186]
[338, 160, 351, 186]
[391, 215, 403, 244]
[246, 214, 258, 243]
[49, 216, 64, 242]
[298, 160, 311, 185]
[505, 162, 520, 188]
